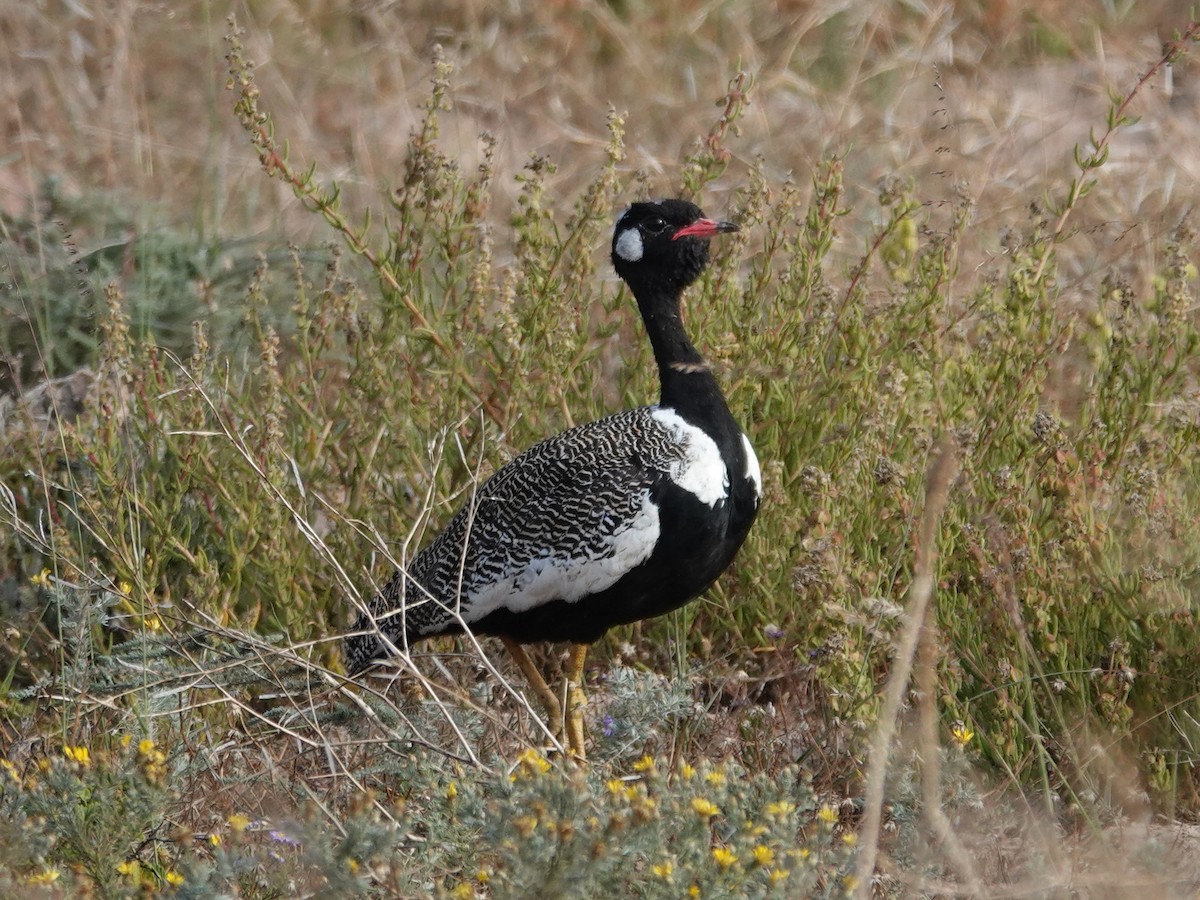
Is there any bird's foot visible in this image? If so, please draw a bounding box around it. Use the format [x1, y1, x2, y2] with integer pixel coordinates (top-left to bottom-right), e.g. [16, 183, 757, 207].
[565, 681, 587, 762]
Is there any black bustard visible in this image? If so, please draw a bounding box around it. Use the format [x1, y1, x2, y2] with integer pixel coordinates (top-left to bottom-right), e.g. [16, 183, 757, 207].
[344, 199, 761, 758]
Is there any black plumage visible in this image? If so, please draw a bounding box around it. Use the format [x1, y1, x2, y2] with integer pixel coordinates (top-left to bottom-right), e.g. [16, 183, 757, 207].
[345, 199, 761, 757]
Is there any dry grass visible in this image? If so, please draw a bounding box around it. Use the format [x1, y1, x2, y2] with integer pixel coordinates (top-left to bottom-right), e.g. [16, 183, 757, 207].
[2, 2, 1193, 245]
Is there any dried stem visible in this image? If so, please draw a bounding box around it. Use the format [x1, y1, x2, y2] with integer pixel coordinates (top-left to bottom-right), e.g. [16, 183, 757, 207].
[855, 436, 960, 897]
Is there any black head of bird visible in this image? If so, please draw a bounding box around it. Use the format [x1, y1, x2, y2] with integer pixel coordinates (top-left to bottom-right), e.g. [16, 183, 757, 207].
[611, 199, 739, 303]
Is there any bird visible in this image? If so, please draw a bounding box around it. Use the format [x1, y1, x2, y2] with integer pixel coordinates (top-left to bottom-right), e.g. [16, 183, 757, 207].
[344, 198, 761, 759]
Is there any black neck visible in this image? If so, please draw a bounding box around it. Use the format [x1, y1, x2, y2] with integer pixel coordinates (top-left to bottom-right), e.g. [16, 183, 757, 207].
[637, 293, 734, 429]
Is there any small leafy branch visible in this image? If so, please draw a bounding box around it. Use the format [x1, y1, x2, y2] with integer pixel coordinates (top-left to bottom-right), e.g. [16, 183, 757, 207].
[1030, 22, 1200, 285]
[681, 71, 754, 198]
[223, 15, 456, 361]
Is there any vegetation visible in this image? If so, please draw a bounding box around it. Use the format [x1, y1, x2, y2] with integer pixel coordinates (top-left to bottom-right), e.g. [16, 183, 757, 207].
[1, 2, 1199, 896]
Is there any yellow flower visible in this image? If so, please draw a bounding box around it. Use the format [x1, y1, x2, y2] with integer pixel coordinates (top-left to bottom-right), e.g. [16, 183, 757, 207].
[679, 762, 696, 780]
[513, 747, 551, 777]
[450, 884, 474, 900]
[712, 846, 737, 869]
[817, 804, 838, 824]
[475, 869, 491, 884]
[228, 814, 251, 832]
[63, 745, 91, 767]
[119, 580, 133, 595]
[26, 867, 60, 885]
[704, 770, 726, 786]
[842, 832, 857, 846]
[651, 860, 674, 880]
[951, 723, 975, 746]
[1, 759, 19, 783]
[118, 860, 140, 877]
[513, 815, 538, 837]
[750, 844, 775, 866]
[165, 869, 184, 886]
[136, 738, 166, 779]
[768, 867, 790, 884]
[765, 800, 795, 818]
[30, 568, 51, 587]
[346, 858, 359, 873]
[843, 874, 859, 891]
[634, 794, 658, 814]
[688, 885, 701, 898]
[208, 833, 222, 847]
[445, 781, 458, 800]
[606, 778, 626, 796]
[632, 754, 655, 773]
[144, 615, 163, 632]
[691, 798, 721, 818]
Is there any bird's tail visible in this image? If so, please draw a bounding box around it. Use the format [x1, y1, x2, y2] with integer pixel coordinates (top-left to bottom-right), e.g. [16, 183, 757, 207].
[344, 569, 449, 674]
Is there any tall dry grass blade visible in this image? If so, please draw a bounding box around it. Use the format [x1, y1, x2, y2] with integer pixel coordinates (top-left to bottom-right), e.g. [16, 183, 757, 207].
[854, 435, 960, 897]
[915, 549, 984, 895]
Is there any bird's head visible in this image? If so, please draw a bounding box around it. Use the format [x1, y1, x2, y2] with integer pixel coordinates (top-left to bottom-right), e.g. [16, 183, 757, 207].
[611, 199, 739, 300]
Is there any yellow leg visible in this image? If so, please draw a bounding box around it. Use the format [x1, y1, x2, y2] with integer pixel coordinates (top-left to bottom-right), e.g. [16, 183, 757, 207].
[500, 636, 563, 739]
[565, 643, 589, 761]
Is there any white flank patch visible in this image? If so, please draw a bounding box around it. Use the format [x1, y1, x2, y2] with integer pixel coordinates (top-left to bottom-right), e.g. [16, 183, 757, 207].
[741, 432, 762, 498]
[650, 408, 729, 507]
[467, 494, 662, 617]
[614, 227, 644, 261]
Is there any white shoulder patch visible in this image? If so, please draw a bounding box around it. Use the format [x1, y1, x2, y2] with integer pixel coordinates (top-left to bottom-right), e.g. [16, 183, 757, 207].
[465, 494, 661, 616]
[741, 432, 762, 498]
[614, 227, 643, 262]
[651, 407, 729, 507]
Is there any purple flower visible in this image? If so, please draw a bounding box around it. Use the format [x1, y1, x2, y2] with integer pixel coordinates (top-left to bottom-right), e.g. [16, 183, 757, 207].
[269, 830, 301, 848]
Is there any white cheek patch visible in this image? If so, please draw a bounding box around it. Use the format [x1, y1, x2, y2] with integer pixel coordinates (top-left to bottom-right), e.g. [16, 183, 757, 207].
[741, 432, 762, 498]
[615, 227, 644, 262]
[651, 408, 729, 507]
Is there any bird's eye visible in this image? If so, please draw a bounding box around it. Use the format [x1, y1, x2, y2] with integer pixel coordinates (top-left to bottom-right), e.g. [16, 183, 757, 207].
[642, 216, 668, 234]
